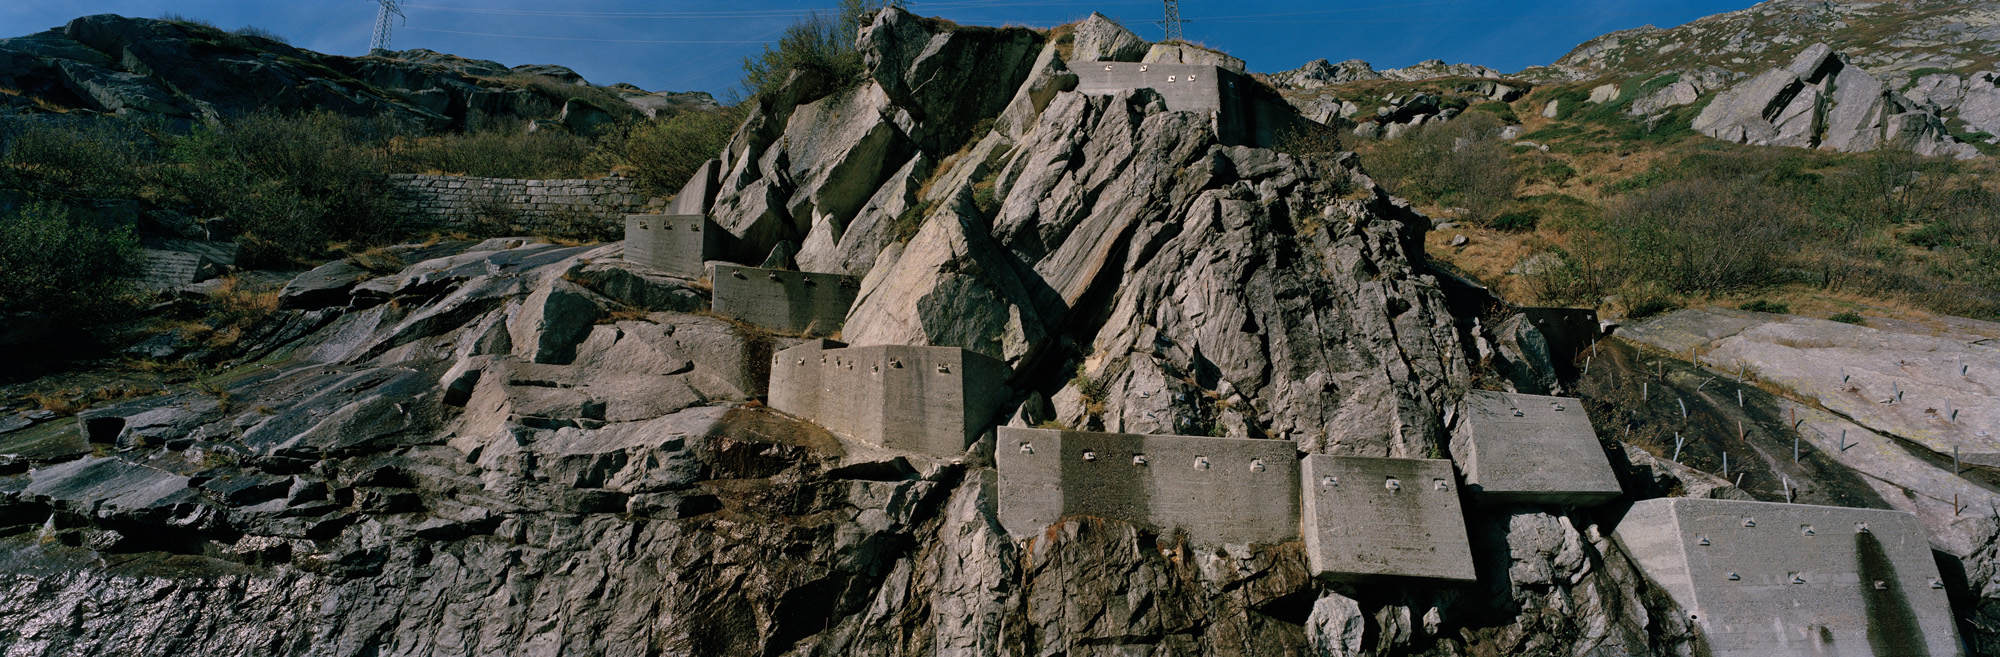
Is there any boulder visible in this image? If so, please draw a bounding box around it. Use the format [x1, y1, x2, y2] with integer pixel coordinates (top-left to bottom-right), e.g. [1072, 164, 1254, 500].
[1068, 13, 1148, 63]
[1587, 83, 1620, 103]
[1140, 43, 1246, 73]
[279, 260, 372, 310]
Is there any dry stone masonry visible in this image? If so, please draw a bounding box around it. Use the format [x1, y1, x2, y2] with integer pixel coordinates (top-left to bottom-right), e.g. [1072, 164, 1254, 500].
[995, 427, 1301, 546]
[768, 340, 1011, 457]
[1614, 498, 1961, 656]
[706, 264, 859, 336]
[1302, 455, 1478, 582]
[1451, 390, 1622, 505]
[388, 174, 667, 233]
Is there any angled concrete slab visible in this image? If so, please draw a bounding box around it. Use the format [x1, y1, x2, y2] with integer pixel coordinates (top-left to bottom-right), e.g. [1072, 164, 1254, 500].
[1301, 455, 1477, 582]
[1613, 498, 1961, 657]
[1451, 390, 1622, 505]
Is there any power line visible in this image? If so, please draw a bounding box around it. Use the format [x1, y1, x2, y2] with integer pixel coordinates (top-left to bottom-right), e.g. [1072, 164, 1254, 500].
[405, 27, 774, 43]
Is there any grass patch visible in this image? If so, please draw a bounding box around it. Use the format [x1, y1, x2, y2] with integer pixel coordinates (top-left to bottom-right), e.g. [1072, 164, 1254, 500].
[1828, 311, 1866, 325]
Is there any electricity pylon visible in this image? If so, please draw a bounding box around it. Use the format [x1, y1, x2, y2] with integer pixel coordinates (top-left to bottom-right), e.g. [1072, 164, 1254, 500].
[370, 0, 404, 53]
[1163, 0, 1183, 42]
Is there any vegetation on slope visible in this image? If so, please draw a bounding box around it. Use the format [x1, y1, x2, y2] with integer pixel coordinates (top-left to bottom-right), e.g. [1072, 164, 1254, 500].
[1355, 78, 2000, 322]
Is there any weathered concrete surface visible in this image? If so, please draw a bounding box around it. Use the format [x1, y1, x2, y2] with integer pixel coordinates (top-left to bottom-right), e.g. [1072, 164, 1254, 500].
[995, 427, 1299, 545]
[1068, 60, 1301, 147]
[1452, 390, 1623, 505]
[768, 340, 1011, 458]
[622, 214, 716, 279]
[707, 264, 858, 336]
[1613, 498, 1961, 657]
[1621, 306, 2000, 650]
[1301, 455, 1476, 582]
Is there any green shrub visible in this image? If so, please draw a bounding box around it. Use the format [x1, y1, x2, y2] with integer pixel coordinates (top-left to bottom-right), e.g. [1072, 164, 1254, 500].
[741, 1, 905, 98]
[1607, 178, 1795, 294]
[0, 202, 140, 321]
[0, 119, 156, 198]
[1362, 112, 1518, 221]
[1491, 211, 1537, 231]
[1828, 311, 1866, 325]
[1738, 299, 1789, 314]
[617, 106, 748, 193]
[1625, 293, 1680, 320]
[1471, 100, 1518, 124]
[392, 120, 601, 179]
[231, 25, 288, 44]
[164, 110, 400, 267]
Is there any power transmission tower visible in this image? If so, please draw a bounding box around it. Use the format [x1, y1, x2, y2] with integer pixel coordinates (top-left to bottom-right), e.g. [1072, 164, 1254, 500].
[369, 0, 404, 53]
[1162, 0, 1183, 42]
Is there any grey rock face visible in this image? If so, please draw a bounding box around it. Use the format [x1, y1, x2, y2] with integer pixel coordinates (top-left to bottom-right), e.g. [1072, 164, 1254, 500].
[1140, 43, 1247, 73]
[1381, 59, 1504, 81]
[1692, 43, 1980, 157]
[1268, 58, 1384, 89]
[1068, 12, 1148, 63]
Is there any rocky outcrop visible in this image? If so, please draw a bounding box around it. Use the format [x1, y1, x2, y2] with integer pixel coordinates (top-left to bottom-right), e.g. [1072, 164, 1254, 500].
[1268, 58, 1383, 89]
[1141, 43, 1246, 73]
[0, 15, 706, 131]
[1067, 12, 1148, 63]
[1907, 70, 2000, 145]
[1382, 59, 1504, 81]
[1692, 43, 1980, 158]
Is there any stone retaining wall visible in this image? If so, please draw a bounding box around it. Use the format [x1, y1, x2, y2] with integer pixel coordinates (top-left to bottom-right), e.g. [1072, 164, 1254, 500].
[387, 174, 668, 235]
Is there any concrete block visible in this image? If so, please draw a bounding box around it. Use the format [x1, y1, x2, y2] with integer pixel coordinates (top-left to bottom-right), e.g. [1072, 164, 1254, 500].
[1301, 455, 1477, 582]
[996, 427, 1300, 545]
[1451, 390, 1622, 505]
[768, 340, 1010, 458]
[1520, 306, 1601, 360]
[1068, 61, 1304, 148]
[624, 214, 718, 278]
[708, 264, 858, 336]
[1613, 498, 1960, 657]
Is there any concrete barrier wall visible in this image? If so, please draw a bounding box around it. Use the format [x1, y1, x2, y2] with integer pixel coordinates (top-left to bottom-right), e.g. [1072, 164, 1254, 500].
[1613, 499, 1960, 657]
[1451, 390, 1622, 505]
[1069, 61, 1304, 147]
[708, 264, 859, 336]
[1302, 455, 1477, 582]
[388, 174, 667, 235]
[1521, 307, 1601, 361]
[995, 427, 1301, 545]
[624, 214, 716, 278]
[768, 340, 1011, 457]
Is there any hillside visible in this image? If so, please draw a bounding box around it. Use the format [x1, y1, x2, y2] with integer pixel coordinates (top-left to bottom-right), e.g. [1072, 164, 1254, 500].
[0, 14, 713, 131]
[0, 5, 1995, 657]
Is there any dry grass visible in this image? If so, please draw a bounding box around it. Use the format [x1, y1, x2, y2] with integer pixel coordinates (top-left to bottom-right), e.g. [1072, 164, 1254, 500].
[25, 384, 163, 416]
[338, 244, 407, 274]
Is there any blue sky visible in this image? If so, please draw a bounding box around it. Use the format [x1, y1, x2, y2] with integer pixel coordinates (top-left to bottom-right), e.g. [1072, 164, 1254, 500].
[2, 1, 1757, 97]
